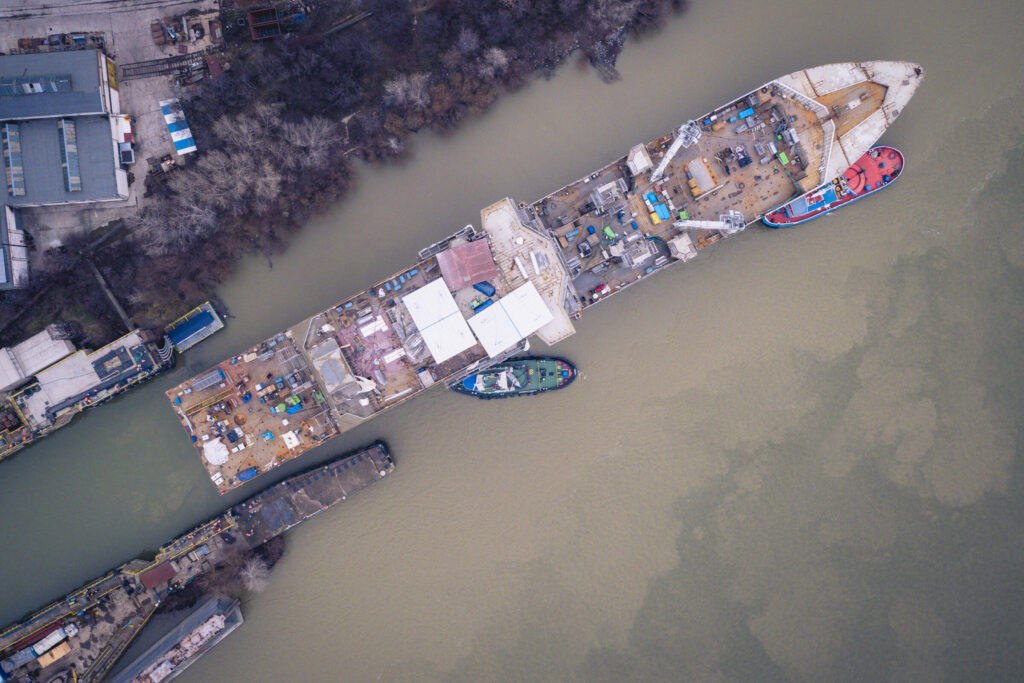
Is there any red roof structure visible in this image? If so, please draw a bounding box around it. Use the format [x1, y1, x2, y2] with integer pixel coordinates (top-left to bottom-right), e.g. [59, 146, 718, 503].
[10, 620, 63, 651]
[139, 562, 178, 590]
[436, 240, 499, 291]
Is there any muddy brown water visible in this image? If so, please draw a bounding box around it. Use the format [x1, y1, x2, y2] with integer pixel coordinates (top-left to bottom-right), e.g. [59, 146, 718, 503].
[2, 0, 1024, 680]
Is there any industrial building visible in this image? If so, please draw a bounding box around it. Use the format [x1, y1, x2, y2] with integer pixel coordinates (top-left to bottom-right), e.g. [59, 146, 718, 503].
[0, 49, 132, 287]
[0, 324, 76, 393]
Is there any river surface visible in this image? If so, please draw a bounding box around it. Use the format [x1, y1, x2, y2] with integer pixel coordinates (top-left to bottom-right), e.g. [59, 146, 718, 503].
[3, 0, 1024, 680]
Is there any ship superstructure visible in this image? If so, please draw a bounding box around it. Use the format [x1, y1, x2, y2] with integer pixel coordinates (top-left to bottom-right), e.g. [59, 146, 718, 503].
[167, 61, 923, 492]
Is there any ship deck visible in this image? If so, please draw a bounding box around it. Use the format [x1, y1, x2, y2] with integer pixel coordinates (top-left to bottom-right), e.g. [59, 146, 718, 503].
[168, 248, 518, 492]
[528, 79, 857, 305]
[167, 61, 922, 493]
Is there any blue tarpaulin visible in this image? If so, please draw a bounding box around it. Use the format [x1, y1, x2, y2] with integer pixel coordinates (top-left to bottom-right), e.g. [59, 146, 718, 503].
[654, 203, 671, 220]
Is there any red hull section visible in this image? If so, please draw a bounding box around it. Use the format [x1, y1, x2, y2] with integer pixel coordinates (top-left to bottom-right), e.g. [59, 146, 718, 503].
[763, 146, 904, 227]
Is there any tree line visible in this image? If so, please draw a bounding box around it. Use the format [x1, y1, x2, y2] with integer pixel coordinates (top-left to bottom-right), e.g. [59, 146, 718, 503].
[1, 0, 687, 336]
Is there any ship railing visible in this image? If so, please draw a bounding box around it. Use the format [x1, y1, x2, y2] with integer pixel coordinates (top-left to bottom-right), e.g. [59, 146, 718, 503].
[772, 80, 829, 118]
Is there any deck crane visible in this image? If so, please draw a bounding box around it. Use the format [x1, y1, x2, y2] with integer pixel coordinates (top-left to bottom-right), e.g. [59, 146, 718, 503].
[650, 121, 702, 182]
[673, 210, 746, 235]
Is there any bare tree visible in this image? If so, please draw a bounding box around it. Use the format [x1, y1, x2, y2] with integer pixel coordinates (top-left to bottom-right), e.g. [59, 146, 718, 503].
[456, 27, 480, 55]
[383, 75, 411, 108]
[239, 557, 270, 593]
[252, 158, 282, 205]
[407, 72, 432, 109]
[282, 116, 342, 169]
[479, 47, 510, 79]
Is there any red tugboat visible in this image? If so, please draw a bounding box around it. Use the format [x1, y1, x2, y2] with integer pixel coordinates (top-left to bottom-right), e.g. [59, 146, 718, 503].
[762, 145, 904, 227]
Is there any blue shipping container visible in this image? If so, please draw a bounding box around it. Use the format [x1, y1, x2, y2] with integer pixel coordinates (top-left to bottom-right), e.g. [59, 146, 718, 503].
[738, 107, 754, 119]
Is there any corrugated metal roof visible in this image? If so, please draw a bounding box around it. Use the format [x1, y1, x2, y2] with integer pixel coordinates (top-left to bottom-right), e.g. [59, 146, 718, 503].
[1, 116, 121, 205]
[0, 51, 105, 119]
[0, 206, 28, 290]
[139, 561, 179, 590]
[401, 278, 477, 363]
[167, 311, 214, 346]
[467, 282, 553, 357]
[436, 240, 499, 291]
[11, 327, 76, 376]
[0, 205, 9, 286]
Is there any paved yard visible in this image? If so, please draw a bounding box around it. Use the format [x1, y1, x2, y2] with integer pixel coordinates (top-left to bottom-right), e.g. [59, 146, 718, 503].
[0, 0, 220, 252]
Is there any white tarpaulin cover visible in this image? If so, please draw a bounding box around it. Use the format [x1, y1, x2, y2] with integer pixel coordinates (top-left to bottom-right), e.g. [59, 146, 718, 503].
[468, 281, 554, 357]
[401, 278, 477, 363]
[203, 439, 229, 466]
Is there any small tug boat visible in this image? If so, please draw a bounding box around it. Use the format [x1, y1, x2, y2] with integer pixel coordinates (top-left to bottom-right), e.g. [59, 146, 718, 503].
[763, 145, 904, 227]
[452, 357, 576, 399]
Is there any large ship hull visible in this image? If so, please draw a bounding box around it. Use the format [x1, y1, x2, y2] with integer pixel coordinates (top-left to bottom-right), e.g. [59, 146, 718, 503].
[167, 62, 923, 492]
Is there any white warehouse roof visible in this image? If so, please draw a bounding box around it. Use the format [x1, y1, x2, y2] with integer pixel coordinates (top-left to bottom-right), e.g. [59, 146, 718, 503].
[401, 278, 477, 364]
[468, 281, 553, 358]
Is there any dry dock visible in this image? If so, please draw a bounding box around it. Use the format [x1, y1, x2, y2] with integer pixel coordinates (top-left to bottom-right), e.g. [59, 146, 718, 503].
[0, 442, 393, 683]
[167, 61, 923, 493]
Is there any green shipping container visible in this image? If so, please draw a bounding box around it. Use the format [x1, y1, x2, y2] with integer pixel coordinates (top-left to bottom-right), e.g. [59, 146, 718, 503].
[778, 152, 789, 165]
